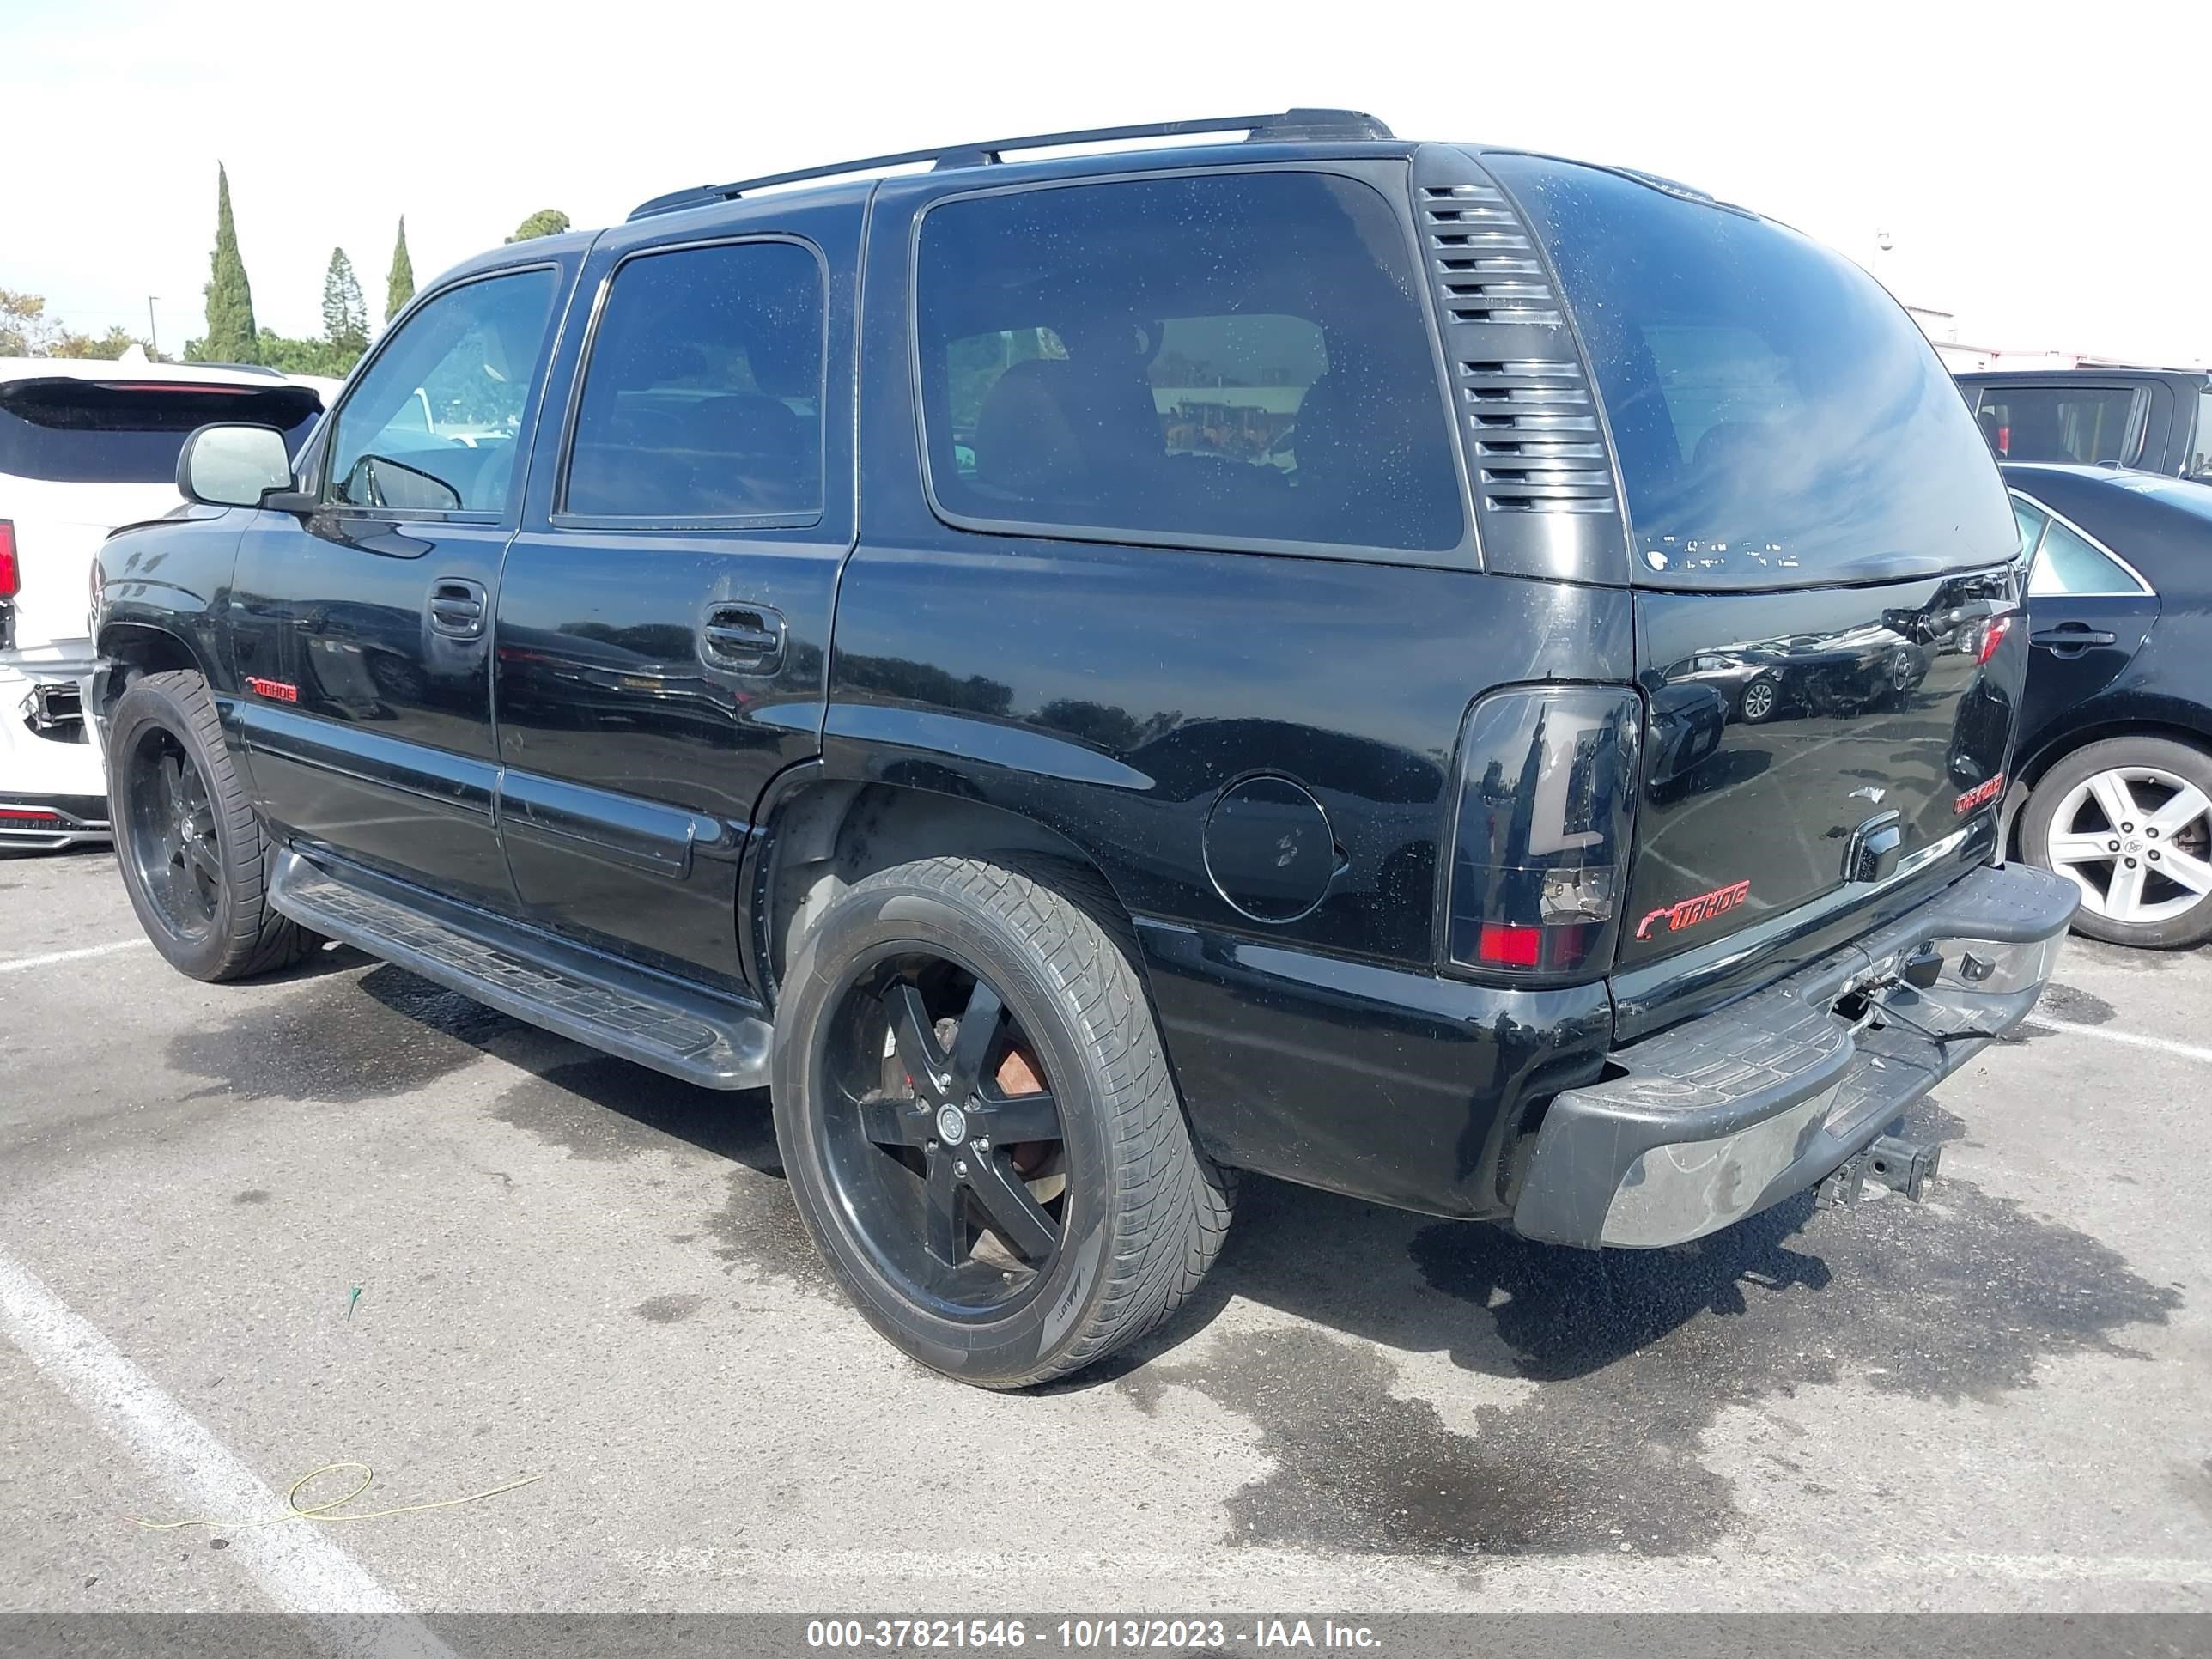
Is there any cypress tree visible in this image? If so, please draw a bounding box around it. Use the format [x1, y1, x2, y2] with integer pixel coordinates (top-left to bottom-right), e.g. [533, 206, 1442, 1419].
[321, 248, 368, 355]
[201, 163, 258, 363]
[385, 217, 416, 323]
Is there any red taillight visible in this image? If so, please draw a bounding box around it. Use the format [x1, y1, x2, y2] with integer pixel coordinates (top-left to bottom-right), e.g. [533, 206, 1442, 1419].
[0, 808, 63, 823]
[1976, 614, 2013, 666]
[1446, 686, 1642, 979]
[0, 520, 16, 600]
[1996, 424, 2010, 456]
[1475, 922, 1544, 969]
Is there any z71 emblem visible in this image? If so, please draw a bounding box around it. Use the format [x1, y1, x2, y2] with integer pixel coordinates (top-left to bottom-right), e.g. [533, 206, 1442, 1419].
[1637, 878, 1751, 940]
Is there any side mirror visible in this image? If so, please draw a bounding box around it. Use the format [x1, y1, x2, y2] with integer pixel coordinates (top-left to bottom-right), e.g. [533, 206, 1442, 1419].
[177, 423, 295, 508]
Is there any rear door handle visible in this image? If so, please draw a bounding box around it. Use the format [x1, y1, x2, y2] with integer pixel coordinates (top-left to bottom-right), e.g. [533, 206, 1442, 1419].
[2030, 624, 2116, 652]
[428, 577, 487, 640]
[702, 603, 786, 671]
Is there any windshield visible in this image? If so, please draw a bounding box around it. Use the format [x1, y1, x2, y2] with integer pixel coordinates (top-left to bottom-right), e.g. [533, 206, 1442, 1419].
[1487, 155, 2016, 589]
[0, 379, 321, 484]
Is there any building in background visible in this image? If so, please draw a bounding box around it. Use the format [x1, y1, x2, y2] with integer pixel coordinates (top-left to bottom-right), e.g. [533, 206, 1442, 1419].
[1869, 233, 2202, 375]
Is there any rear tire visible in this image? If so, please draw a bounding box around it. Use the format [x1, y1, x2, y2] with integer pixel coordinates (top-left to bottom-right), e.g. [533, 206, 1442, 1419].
[107, 670, 314, 981]
[772, 854, 1233, 1388]
[2021, 735, 2212, 950]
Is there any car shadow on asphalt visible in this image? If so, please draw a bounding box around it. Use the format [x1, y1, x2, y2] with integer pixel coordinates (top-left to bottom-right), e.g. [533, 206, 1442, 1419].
[319, 964, 2180, 1434]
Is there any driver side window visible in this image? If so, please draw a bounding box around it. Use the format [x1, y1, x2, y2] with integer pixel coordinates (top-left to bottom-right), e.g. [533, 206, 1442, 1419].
[324, 268, 560, 514]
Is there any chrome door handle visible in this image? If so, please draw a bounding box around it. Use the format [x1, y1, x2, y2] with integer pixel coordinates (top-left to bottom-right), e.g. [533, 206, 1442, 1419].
[428, 578, 487, 639]
[702, 604, 785, 670]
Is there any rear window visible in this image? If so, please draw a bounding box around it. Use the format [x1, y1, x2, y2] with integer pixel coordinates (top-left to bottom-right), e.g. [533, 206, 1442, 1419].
[0, 379, 322, 483]
[1488, 156, 2015, 589]
[1969, 384, 2140, 465]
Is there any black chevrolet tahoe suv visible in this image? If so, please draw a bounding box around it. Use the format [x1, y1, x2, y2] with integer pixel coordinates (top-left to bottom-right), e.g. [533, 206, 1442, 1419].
[89, 111, 2076, 1387]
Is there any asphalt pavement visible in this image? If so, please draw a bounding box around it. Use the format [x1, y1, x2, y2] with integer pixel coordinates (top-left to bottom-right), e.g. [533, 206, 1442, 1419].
[2, 843, 2208, 1617]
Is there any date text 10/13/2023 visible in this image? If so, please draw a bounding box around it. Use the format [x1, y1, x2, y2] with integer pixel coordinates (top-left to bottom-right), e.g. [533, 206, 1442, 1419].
[805, 1620, 1382, 1650]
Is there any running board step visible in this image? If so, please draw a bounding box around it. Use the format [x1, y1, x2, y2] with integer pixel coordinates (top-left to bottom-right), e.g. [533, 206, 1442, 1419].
[268, 848, 772, 1089]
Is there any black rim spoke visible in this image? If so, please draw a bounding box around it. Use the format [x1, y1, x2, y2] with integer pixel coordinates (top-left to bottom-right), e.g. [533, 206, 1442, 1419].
[972, 1087, 1060, 1144]
[859, 1094, 933, 1147]
[924, 1150, 964, 1267]
[185, 836, 221, 890]
[945, 978, 1005, 1098]
[963, 1153, 1059, 1261]
[886, 981, 948, 1094]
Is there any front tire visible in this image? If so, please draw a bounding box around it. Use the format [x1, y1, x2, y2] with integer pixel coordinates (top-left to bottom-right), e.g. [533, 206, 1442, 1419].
[772, 855, 1233, 1388]
[108, 670, 313, 981]
[2021, 736, 2212, 949]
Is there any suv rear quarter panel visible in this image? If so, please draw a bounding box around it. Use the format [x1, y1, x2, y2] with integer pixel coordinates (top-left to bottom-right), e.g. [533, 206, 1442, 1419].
[823, 160, 1634, 1216]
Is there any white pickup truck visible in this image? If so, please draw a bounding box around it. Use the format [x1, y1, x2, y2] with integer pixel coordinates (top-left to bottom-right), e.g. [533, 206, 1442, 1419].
[0, 358, 325, 848]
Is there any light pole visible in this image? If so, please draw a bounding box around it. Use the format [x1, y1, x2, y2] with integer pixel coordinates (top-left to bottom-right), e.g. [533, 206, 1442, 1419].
[146, 296, 159, 358]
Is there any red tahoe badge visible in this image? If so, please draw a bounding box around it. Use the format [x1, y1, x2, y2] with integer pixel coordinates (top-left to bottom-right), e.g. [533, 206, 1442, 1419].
[1636, 878, 1752, 941]
[1955, 772, 2005, 815]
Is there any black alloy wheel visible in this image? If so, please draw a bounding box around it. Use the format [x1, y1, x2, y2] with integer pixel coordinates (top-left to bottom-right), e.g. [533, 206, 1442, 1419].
[106, 669, 314, 981]
[123, 726, 222, 944]
[823, 951, 1070, 1316]
[772, 854, 1234, 1387]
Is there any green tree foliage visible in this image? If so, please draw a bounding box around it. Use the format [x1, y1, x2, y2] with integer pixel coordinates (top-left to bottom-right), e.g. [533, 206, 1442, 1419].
[386, 216, 415, 323]
[321, 248, 369, 355]
[252, 331, 358, 378]
[3, 290, 153, 359]
[507, 209, 571, 244]
[1, 289, 54, 356]
[48, 325, 142, 360]
[201, 163, 259, 364]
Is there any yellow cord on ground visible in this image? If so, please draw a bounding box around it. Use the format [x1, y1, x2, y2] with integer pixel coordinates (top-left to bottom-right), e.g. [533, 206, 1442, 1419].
[131, 1462, 541, 1531]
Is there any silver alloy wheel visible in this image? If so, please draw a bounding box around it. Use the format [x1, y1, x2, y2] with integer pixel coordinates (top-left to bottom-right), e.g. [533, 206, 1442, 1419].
[2045, 764, 2212, 925]
[1740, 680, 1777, 722]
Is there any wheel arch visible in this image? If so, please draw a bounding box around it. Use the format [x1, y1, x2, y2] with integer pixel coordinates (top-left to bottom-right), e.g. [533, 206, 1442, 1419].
[745, 769, 1151, 1010]
[2016, 712, 2212, 791]
[95, 622, 212, 716]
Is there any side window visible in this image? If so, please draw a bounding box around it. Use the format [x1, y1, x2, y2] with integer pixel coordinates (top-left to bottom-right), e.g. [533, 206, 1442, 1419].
[563, 240, 824, 520]
[915, 171, 1463, 555]
[325, 269, 560, 514]
[2192, 388, 2212, 483]
[1976, 386, 2137, 465]
[2027, 517, 2146, 597]
[2012, 496, 2050, 561]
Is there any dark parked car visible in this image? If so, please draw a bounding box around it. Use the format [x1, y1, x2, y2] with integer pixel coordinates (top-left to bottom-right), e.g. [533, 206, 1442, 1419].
[2004, 463, 2212, 948]
[87, 111, 2074, 1388]
[1958, 368, 2212, 482]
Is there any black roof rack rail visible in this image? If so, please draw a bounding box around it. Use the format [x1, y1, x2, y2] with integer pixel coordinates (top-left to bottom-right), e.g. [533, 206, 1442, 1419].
[628, 108, 1395, 221]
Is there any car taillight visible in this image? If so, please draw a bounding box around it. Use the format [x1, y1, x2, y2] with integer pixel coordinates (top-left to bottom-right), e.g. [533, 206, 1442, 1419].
[0, 520, 17, 600]
[1975, 613, 2013, 666]
[1444, 685, 1641, 979]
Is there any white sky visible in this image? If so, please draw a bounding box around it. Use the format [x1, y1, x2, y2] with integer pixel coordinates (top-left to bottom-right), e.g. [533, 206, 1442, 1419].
[6, 0, 2208, 365]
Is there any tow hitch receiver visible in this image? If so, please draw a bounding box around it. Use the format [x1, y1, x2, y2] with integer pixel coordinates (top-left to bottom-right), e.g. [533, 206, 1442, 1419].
[1816, 1133, 1942, 1209]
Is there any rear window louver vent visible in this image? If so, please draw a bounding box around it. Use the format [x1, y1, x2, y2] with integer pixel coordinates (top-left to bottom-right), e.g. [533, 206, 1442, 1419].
[1419, 178, 1617, 519]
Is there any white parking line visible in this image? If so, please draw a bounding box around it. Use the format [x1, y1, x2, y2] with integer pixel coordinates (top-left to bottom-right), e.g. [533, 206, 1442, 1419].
[2024, 1015, 2212, 1066]
[0, 1249, 456, 1656]
[0, 938, 150, 975]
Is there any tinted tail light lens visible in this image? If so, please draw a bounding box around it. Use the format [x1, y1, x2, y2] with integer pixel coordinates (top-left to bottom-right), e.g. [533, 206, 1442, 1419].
[1445, 686, 1641, 978]
[0, 520, 17, 600]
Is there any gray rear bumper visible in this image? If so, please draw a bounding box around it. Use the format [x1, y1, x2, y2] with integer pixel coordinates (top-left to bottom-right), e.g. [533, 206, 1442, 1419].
[1511, 860, 2078, 1249]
